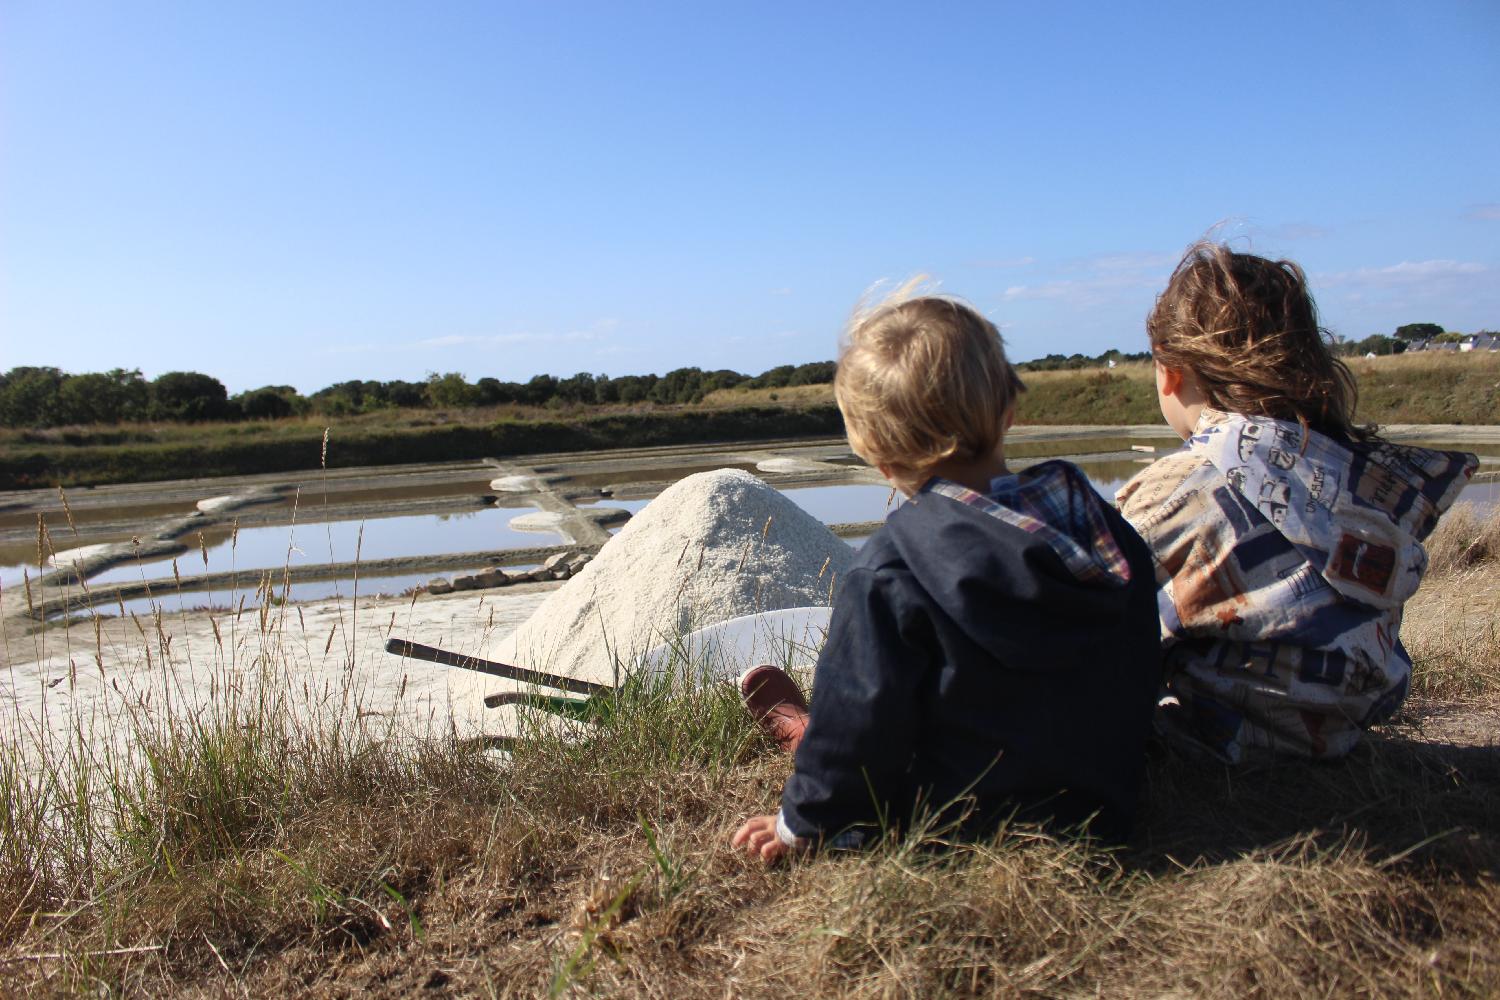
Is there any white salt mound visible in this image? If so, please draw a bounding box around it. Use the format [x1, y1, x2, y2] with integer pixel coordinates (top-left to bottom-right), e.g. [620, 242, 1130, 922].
[497, 469, 856, 685]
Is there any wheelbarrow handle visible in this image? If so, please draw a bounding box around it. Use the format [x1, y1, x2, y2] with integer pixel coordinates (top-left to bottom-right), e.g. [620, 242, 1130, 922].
[384, 637, 608, 697]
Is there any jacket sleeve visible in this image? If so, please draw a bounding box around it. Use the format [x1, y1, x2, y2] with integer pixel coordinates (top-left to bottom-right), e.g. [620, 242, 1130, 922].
[779, 565, 929, 847]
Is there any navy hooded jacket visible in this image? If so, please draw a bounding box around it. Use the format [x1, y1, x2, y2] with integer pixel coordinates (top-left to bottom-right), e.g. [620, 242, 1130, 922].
[780, 461, 1161, 847]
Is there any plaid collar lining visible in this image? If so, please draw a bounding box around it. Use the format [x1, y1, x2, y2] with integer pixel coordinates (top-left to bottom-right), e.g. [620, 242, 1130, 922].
[921, 462, 1131, 586]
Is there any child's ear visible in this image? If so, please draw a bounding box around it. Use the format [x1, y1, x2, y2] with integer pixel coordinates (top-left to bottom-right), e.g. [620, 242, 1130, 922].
[1156, 363, 1185, 397]
[876, 462, 917, 496]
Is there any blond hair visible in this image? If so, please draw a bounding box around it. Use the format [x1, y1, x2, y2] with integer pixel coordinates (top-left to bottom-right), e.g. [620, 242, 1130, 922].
[1149, 242, 1367, 441]
[835, 290, 1024, 487]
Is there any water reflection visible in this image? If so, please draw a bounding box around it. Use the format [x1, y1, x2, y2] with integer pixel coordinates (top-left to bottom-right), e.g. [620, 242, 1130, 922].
[781, 484, 904, 525]
[86, 508, 559, 585]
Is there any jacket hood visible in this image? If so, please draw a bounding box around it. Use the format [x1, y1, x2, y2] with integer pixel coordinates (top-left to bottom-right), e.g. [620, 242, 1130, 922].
[877, 460, 1146, 667]
[1190, 409, 1477, 608]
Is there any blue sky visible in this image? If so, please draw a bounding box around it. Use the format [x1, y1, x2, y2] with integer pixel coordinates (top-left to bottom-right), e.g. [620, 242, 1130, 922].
[3, 1, 1497, 394]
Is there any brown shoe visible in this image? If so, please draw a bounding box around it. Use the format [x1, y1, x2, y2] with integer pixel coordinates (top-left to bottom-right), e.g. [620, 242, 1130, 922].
[739, 664, 810, 754]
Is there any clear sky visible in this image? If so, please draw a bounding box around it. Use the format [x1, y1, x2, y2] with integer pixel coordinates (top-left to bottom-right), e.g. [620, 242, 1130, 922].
[3, 1, 1497, 394]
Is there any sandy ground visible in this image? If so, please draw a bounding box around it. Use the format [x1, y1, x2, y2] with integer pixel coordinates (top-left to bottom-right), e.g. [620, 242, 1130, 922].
[0, 584, 572, 769]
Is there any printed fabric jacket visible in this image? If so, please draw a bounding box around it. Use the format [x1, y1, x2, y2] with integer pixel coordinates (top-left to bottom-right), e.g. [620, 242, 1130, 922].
[779, 460, 1161, 848]
[1117, 409, 1478, 762]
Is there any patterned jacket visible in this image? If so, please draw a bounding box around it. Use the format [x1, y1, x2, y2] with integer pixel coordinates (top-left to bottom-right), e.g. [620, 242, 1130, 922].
[1117, 408, 1477, 761]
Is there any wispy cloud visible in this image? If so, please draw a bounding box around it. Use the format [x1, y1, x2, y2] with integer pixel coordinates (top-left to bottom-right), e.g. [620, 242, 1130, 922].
[1317, 260, 1490, 288]
[324, 318, 620, 355]
[1086, 251, 1177, 272]
[1465, 203, 1500, 222]
[414, 329, 601, 349]
[589, 343, 641, 359]
[998, 249, 1174, 303]
[1002, 280, 1077, 301]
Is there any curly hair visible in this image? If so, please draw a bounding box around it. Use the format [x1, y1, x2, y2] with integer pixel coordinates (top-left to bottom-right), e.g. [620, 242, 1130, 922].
[835, 288, 1024, 487]
[1148, 242, 1371, 442]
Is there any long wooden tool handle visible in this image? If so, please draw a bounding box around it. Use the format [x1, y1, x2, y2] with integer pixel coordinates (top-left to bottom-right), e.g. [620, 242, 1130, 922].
[385, 638, 608, 696]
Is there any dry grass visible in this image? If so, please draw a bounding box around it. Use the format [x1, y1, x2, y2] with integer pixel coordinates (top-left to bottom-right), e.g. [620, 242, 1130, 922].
[1, 506, 1497, 996]
[1349, 351, 1500, 426]
[1405, 503, 1500, 701]
[2, 664, 1496, 996]
[1426, 502, 1500, 577]
[700, 383, 836, 407]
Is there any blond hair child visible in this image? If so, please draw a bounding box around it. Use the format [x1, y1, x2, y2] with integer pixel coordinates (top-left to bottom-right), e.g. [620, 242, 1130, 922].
[1118, 243, 1478, 763]
[733, 292, 1160, 862]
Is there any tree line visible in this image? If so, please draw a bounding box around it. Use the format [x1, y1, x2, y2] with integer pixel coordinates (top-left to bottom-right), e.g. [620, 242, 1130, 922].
[0, 362, 839, 428]
[14, 323, 1464, 428]
[1013, 349, 1150, 372]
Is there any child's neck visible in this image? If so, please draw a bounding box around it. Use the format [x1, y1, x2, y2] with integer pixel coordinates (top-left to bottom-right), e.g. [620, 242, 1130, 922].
[926, 451, 1010, 495]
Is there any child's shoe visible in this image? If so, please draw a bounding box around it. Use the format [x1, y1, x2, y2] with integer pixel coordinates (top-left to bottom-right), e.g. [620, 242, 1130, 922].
[738, 664, 810, 754]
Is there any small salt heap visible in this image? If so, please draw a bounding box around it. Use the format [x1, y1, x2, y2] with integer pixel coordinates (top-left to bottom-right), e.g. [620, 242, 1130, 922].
[497, 469, 856, 685]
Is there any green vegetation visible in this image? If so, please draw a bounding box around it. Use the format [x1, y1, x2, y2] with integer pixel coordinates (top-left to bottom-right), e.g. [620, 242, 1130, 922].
[0, 404, 845, 489]
[1, 509, 1497, 995]
[1014, 348, 1151, 371]
[4, 354, 1496, 489]
[1395, 322, 1445, 342]
[0, 362, 840, 430]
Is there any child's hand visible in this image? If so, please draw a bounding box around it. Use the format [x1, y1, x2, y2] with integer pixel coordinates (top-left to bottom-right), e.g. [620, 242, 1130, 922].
[732, 814, 791, 864]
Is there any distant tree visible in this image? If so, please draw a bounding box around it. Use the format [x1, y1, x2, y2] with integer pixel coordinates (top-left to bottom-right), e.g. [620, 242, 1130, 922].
[1394, 322, 1444, 341]
[382, 380, 427, 409]
[309, 381, 362, 414]
[0, 366, 65, 427]
[52, 368, 150, 425]
[612, 374, 656, 403]
[1015, 348, 1151, 372]
[1433, 331, 1466, 344]
[699, 369, 748, 394]
[651, 367, 707, 404]
[237, 385, 299, 420]
[424, 372, 482, 409]
[748, 364, 795, 389]
[520, 374, 559, 406]
[593, 373, 620, 404]
[555, 372, 598, 404]
[787, 361, 836, 386]
[150, 371, 229, 421]
[476, 377, 523, 406]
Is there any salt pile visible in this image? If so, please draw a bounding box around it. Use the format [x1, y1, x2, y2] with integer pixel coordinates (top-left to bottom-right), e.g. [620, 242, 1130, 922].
[497, 469, 856, 685]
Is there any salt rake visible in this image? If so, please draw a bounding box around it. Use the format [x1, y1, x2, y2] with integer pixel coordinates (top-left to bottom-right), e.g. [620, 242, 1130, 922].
[384, 637, 614, 721]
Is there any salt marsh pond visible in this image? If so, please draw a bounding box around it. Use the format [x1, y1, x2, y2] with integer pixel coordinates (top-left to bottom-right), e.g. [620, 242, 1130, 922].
[1, 422, 1496, 776]
[3, 425, 1496, 629]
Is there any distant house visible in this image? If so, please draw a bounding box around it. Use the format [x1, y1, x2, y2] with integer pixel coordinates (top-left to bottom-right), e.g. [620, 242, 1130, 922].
[1379, 334, 1497, 354]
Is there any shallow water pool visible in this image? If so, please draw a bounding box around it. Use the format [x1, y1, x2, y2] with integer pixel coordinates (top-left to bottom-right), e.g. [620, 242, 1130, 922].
[779, 484, 904, 525]
[85, 508, 561, 585]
